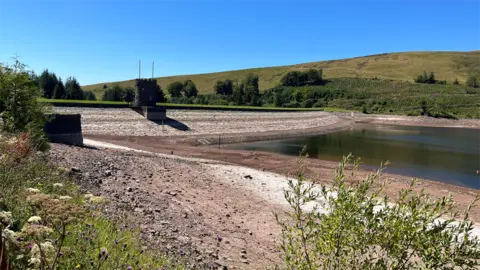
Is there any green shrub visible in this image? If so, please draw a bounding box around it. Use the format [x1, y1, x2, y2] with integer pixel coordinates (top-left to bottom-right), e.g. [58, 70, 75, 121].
[102, 85, 124, 101]
[312, 100, 325, 108]
[123, 87, 135, 103]
[301, 99, 315, 108]
[83, 90, 97, 101]
[362, 106, 368, 114]
[167, 81, 183, 98]
[407, 110, 421, 116]
[277, 151, 480, 269]
[0, 59, 50, 151]
[208, 99, 228, 106]
[284, 101, 299, 108]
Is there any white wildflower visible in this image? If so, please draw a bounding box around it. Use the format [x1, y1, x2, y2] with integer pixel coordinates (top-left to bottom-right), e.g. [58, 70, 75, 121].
[89, 196, 107, 204]
[2, 228, 16, 242]
[6, 137, 17, 144]
[0, 211, 13, 226]
[27, 216, 42, 223]
[30, 242, 55, 261]
[25, 188, 41, 193]
[59, 196, 72, 201]
[53, 183, 64, 188]
[28, 257, 41, 267]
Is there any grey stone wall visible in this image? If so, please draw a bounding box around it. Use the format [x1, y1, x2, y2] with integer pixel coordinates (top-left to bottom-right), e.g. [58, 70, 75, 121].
[44, 114, 83, 145]
[144, 106, 166, 121]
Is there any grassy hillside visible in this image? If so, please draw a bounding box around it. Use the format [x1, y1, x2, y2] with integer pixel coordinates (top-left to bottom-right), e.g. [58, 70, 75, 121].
[83, 51, 480, 98]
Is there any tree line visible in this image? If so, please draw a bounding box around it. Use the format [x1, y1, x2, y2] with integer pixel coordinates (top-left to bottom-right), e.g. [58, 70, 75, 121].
[101, 84, 166, 103]
[36, 69, 96, 100]
[415, 70, 479, 88]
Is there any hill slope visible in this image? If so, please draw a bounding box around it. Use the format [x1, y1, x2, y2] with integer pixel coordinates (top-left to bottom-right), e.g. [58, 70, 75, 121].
[83, 51, 480, 97]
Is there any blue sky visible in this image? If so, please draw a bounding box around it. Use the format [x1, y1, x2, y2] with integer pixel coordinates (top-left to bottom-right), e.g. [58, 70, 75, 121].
[1, 0, 479, 86]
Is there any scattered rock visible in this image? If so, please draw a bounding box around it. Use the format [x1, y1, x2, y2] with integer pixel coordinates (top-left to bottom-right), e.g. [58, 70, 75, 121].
[71, 167, 81, 173]
[244, 175, 253, 179]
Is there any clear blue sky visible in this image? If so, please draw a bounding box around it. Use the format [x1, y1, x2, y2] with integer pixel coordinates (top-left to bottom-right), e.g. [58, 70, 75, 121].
[1, 0, 479, 86]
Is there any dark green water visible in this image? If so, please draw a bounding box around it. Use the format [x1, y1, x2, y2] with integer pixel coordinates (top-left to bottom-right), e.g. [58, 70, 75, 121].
[227, 124, 480, 189]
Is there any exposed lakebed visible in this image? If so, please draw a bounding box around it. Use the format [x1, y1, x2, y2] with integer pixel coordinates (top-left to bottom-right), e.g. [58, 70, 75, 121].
[227, 124, 480, 189]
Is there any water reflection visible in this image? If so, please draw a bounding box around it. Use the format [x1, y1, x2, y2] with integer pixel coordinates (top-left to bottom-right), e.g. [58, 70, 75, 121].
[227, 124, 480, 189]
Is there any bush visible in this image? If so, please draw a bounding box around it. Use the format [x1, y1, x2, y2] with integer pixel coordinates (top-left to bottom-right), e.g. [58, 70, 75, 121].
[281, 71, 304, 87]
[183, 80, 198, 98]
[208, 99, 228, 106]
[277, 151, 480, 269]
[123, 87, 135, 103]
[414, 71, 436, 84]
[312, 100, 325, 108]
[156, 85, 166, 103]
[214, 80, 233, 95]
[466, 72, 479, 88]
[0, 59, 49, 151]
[362, 106, 368, 114]
[284, 101, 299, 108]
[64, 77, 84, 100]
[83, 91, 96, 101]
[280, 69, 323, 87]
[407, 110, 421, 116]
[102, 85, 124, 101]
[52, 79, 66, 99]
[167, 81, 183, 98]
[301, 99, 315, 108]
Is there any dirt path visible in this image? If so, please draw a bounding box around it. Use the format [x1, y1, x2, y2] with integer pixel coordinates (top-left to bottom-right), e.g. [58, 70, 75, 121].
[50, 143, 287, 269]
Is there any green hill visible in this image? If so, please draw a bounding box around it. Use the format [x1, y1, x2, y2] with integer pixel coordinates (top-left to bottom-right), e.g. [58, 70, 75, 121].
[82, 51, 480, 98]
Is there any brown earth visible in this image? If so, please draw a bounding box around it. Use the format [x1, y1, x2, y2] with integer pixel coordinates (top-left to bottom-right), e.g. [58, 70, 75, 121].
[50, 143, 287, 269]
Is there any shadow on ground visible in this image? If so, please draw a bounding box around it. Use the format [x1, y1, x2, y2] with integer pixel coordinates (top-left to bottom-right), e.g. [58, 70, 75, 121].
[152, 117, 190, 131]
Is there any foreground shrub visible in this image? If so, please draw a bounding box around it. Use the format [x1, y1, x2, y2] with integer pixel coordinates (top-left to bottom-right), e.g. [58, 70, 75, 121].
[277, 150, 480, 269]
[0, 59, 50, 151]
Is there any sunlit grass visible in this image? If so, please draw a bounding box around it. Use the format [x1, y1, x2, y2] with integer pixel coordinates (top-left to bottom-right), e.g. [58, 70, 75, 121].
[81, 51, 480, 96]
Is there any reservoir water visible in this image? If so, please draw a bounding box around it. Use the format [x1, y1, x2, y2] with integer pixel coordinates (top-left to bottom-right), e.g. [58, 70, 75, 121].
[227, 124, 480, 189]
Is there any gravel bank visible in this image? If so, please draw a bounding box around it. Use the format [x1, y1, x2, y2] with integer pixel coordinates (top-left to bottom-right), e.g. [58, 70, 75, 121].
[333, 112, 480, 128]
[53, 107, 342, 137]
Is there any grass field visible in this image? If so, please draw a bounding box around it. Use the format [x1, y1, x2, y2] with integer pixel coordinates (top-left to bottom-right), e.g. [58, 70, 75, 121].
[39, 98, 349, 112]
[82, 51, 480, 98]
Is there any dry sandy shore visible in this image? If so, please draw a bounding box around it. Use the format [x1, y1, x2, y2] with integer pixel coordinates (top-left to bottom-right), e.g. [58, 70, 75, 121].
[51, 142, 288, 269]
